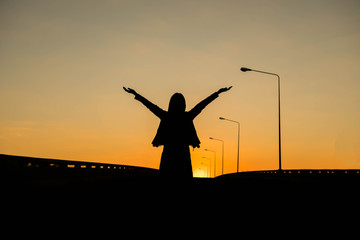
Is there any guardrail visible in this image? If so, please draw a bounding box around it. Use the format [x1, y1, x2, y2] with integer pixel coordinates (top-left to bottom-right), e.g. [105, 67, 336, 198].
[2, 154, 359, 189]
[0, 154, 158, 173]
[0, 154, 159, 188]
[244, 169, 360, 175]
[217, 169, 360, 185]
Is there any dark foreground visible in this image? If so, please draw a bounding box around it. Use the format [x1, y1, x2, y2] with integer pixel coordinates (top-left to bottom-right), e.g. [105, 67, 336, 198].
[3, 154, 359, 231]
[3, 154, 360, 221]
[2, 154, 360, 198]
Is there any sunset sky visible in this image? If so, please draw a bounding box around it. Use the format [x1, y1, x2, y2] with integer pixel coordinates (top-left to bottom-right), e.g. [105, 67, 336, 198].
[1, 0, 359, 176]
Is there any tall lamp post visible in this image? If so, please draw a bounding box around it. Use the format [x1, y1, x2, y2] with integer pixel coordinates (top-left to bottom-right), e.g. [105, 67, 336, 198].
[209, 137, 224, 175]
[240, 67, 282, 170]
[219, 117, 240, 173]
[204, 149, 216, 177]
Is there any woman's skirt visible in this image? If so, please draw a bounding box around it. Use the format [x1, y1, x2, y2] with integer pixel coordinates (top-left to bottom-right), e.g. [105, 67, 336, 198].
[159, 145, 193, 179]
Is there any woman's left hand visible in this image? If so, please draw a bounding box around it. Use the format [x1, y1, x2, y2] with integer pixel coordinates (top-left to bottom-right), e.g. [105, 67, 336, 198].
[217, 86, 232, 94]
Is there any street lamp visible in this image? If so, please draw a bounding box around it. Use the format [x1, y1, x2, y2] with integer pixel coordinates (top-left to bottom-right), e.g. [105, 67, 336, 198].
[219, 117, 240, 173]
[200, 162, 209, 178]
[209, 137, 224, 175]
[241, 67, 282, 170]
[202, 157, 212, 178]
[204, 149, 216, 177]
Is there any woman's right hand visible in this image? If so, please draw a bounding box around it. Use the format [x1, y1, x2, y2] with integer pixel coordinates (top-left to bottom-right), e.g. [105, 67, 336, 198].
[123, 87, 137, 95]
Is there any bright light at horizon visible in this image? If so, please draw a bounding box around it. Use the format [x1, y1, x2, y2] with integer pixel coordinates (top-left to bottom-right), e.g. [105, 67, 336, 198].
[193, 168, 207, 178]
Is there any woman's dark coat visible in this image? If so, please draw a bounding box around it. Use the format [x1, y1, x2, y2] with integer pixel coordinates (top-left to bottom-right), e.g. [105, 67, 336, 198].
[133, 91, 219, 178]
[134, 92, 218, 148]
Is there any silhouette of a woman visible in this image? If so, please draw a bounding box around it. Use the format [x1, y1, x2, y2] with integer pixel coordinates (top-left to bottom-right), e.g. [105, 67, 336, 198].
[123, 86, 232, 179]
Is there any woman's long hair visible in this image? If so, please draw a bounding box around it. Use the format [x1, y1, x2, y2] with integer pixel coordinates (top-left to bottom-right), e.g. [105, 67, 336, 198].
[168, 93, 186, 113]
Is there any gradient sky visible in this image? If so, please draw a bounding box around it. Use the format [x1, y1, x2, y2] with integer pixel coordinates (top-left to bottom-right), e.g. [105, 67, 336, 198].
[1, 0, 359, 176]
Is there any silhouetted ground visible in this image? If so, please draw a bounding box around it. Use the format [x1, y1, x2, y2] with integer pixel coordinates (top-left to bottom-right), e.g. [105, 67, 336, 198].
[3, 170, 360, 217]
[6, 171, 359, 195]
[2, 154, 360, 204]
[3, 154, 359, 230]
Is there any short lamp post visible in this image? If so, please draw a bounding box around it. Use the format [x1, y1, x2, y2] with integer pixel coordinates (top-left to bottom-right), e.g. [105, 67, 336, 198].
[204, 149, 216, 177]
[219, 117, 240, 173]
[209, 137, 224, 175]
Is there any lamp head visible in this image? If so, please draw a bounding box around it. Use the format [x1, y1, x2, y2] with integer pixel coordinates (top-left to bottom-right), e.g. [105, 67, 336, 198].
[240, 67, 252, 72]
[219, 117, 225, 120]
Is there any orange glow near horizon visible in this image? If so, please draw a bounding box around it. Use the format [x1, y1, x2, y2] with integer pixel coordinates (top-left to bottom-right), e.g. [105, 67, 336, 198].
[1, 1, 359, 173]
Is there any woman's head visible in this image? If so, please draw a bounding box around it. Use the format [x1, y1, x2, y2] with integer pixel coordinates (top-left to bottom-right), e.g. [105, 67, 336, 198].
[168, 93, 186, 113]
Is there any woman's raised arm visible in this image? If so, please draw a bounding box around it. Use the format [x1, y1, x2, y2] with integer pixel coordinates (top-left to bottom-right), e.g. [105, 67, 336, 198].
[189, 86, 232, 119]
[123, 87, 165, 119]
